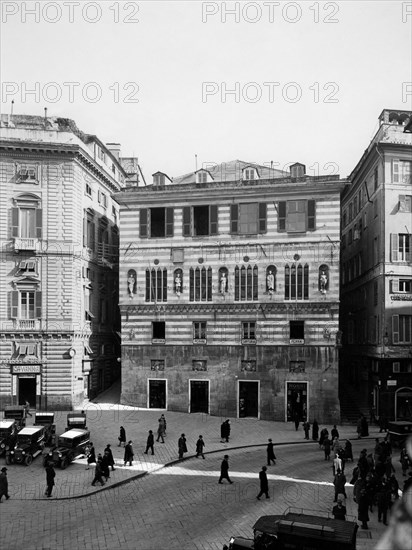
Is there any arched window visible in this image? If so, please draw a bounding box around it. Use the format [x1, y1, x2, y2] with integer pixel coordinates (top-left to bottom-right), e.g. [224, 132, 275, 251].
[234, 265, 258, 301]
[266, 265, 277, 292]
[319, 265, 329, 294]
[145, 268, 167, 302]
[189, 267, 212, 301]
[285, 263, 309, 300]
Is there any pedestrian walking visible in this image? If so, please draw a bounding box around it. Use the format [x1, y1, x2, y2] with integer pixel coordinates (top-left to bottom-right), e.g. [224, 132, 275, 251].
[0, 467, 10, 502]
[157, 417, 166, 443]
[344, 440, 353, 462]
[333, 469, 347, 502]
[376, 477, 390, 525]
[323, 436, 331, 461]
[91, 457, 105, 486]
[256, 466, 270, 500]
[319, 427, 328, 448]
[267, 439, 276, 466]
[44, 463, 56, 497]
[24, 400, 32, 418]
[178, 433, 187, 460]
[302, 421, 310, 440]
[332, 437, 341, 454]
[331, 425, 339, 440]
[100, 453, 110, 481]
[221, 420, 231, 443]
[293, 411, 300, 431]
[312, 419, 319, 441]
[118, 426, 126, 447]
[333, 453, 343, 477]
[357, 487, 370, 529]
[332, 498, 347, 520]
[195, 435, 205, 459]
[144, 430, 155, 455]
[85, 442, 96, 470]
[124, 441, 134, 466]
[218, 455, 233, 484]
[104, 444, 115, 471]
[159, 414, 167, 435]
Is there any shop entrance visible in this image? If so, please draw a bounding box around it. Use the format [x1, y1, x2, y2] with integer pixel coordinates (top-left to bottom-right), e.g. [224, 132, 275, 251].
[148, 380, 166, 408]
[286, 382, 308, 422]
[18, 376, 37, 406]
[395, 387, 412, 420]
[239, 381, 259, 418]
[190, 380, 209, 413]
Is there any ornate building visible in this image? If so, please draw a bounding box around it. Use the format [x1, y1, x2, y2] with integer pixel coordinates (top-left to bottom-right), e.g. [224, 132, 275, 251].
[116, 160, 346, 422]
[339, 109, 412, 422]
[0, 114, 141, 409]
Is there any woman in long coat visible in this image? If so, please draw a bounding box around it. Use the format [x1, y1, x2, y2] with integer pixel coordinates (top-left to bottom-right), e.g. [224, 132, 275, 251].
[178, 434, 188, 459]
[312, 420, 319, 441]
[124, 441, 134, 466]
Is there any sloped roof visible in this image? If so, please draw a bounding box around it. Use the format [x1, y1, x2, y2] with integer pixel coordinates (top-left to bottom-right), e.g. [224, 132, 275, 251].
[173, 159, 288, 185]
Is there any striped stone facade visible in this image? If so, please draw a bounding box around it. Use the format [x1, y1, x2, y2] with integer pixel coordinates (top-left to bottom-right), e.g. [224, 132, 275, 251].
[116, 163, 346, 423]
[0, 115, 134, 409]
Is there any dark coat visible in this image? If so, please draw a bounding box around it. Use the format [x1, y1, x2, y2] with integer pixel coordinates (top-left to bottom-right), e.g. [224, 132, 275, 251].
[104, 447, 115, 466]
[0, 472, 9, 494]
[319, 428, 329, 446]
[147, 433, 154, 446]
[357, 491, 370, 522]
[332, 503, 347, 520]
[259, 470, 268, 490]
[220, 458, 229, 475]
[267, 442, 276, 460]
[100, 455, 110, 477]
[312, 421, 319, 440]
[178, 436, 187, 454]
[221, 421, 231, 440]
[87, 445, 96, 465]
[46, 466, 55, 486]
[119, 427, 126, 443]
[331, 427, 339, 440]
[124, 443, 134, 462]
[334, 473, 347, 495]
[196, 438, 205, 453]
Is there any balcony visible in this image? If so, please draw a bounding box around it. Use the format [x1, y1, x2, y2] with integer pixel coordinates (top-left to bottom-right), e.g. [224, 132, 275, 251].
[13, 319, 42, 330]
[14, 238, 38, 252]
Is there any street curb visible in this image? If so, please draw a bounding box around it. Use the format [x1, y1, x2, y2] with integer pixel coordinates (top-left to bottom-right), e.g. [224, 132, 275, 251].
[29, 436, 377, 500]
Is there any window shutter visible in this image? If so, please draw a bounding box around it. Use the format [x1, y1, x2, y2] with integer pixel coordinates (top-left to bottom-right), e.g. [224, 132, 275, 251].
[391, 234, 399, 261]
[210, 205, 218, 235]
[278, 201, 286, 231]
[35, 291, 42, 318]
[90, 222, 95, 251]
[258, 203, 267, 233]
[182, 207, 191, 236]
[230, 204, 238, 234]
[11, 207, 19, 238]
[35, 209, 42, 238]
[165, 208, 174, 237]
[390, 279, 399, 293]
[10, 291, 19, 318]
[98, 190, 101, 204]
[398, 195, 406, 212]
[307, 200, 316, 231]
[140, 208, 148, 238]
[392, 315, 399, 344]
[392, 160, 399, 183]
[83, 216, 87, 246]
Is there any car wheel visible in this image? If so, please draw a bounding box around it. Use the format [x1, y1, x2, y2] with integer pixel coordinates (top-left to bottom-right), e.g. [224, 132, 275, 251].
[25, 455, 33, 466]
[61, 458, 68, 469]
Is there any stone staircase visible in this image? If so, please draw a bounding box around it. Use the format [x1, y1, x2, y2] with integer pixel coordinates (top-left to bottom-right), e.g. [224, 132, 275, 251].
[339, 382, 368, 424]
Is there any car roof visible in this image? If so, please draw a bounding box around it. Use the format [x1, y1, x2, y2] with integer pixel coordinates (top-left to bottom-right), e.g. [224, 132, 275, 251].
[59, 429, 89, 439]
[0, 420, 15, 429]
[18, 426, 44, 435]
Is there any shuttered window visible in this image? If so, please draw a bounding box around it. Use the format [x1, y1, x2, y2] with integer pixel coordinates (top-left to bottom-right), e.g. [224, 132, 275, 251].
[278, 200, 315, 232]
[140, 208, 174, 238]
[230, 203, 266, 235]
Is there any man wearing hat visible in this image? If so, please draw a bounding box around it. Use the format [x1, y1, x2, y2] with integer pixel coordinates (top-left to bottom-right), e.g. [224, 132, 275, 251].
[219, 455, 233, 484]
[256, 466, 270, 500]
[104, 444, 115, 471]
[267, 439, 276, 466]
[0, 467, 10, 502]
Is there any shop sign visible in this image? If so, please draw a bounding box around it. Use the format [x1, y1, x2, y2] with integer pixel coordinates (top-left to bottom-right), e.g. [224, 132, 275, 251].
[11, 364, 41, 374]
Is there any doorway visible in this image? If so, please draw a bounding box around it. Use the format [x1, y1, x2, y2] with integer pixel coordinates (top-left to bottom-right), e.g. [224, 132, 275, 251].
[395, 387, 412, 420]
[286, 381, 308, 422]
[148, 379, 166, 409]
[239, 381, 259, 418]
[190, 380, 209, 413]
[18, 377, 36, 406]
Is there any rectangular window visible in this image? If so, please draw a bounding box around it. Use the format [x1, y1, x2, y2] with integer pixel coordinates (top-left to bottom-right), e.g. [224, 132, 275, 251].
[289, 361, 305, 373]
[98, 190, 107, 208]
[234, 265, 258, 302]
[145, 269, 167, 302]
[392, 315, 412, 344]
[152, 322, 165, 341]
[86, 219, 95, 250]
[184, 205, 218, 236]
[85, 183, 92, 197]
[189, 267, 212, 302]
[193, 322, 207, 342]
[242, 321, 256, 342]
[285, 264, 309, 300]
[358, 189, 363, 209]
[391, 234, 411, 262]
[11, 290, 41, 319]
[393, 160, 412, 184]
[393, 362, 412, 373]
[231, 203, 266, 234]
[290, 320, 304, 342]
[399, 279, 412, 293]
[348, 202, 353, 222]
[278, 200, 316, 233]
[399, 195, 412, 213]
[197, 171, 207, 183]
[140, 208, 174, 238]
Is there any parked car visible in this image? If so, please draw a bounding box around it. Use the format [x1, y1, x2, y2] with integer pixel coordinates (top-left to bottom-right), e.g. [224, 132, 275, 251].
[0, 420, 20, 457]
[388, 421, 412, 448]
[3, 405, 26, 429]
[43, 428, 90, 469]
[66, 412, 87, 431]
[225, 510, 358, 550]
[34, 412, 56, 446]
[6, 426, 46, 465]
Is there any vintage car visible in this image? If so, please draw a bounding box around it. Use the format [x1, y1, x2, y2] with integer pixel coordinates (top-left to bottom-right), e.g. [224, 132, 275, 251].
[34, 412, 56, 446]
[43, 428, 90, 469]
[225, 510, 358, 550]
[66, 412, 87, 431]
[4, 405, 26, 429]
[0, 420, 20, 457]
[388, 421, 412, 448]
[6, 425, 46, 465]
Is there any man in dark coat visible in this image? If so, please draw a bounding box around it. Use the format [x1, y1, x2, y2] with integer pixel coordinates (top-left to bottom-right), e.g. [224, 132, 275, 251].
[376, 476, 391, 525]
[319, 427, 328, 448]
[312, 420, 319, 441]
[104, 444, 115, 471]
[323, 436, 331, 460]
[91, 457, 105, 486]
[331, 425, 339, 440]
[267, 439, 276, 465]
[100, 453, 110, 481]
[178, 434, 187, 460]
[303, 421, 310, 440]
[332, 498, 347, 520]
[256, 466, 269, 499]
[221, 420, 231, 443]
[118, 426, 126, 447]
[357, 486, 370, 529]
[124, 441, 134, 466]
[0, 467, 10, 502]
[219, 455, 233, 484]
[333, 469, 347, 501]
[195, 435, 205, 459]
[144, 430, 155, 455]
[45, 463, 56, 497]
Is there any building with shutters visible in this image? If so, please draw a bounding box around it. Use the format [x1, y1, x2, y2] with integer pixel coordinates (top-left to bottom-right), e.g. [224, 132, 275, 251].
[115, 160, 346, 422]
[0, 113, 141, 409]
[339, 109, 412, 422]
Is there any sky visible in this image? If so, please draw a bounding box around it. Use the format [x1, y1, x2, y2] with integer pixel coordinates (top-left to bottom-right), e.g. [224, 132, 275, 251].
[1, 0, 411, 181]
